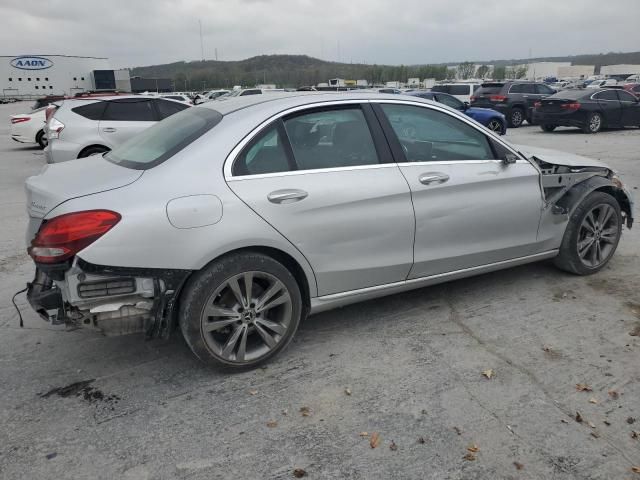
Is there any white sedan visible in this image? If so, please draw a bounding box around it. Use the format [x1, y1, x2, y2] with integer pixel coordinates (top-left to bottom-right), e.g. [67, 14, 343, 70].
[10, 107, 48, 149]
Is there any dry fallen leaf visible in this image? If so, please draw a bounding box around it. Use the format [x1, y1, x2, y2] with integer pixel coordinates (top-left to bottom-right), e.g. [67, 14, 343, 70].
[344, 388, 352, 396]
[370, 432, 381, 449]
[561, 419, 569, 424]
[482, 369, 494, 379]
[300, 406, 311, 417]
[604, 420, 611, 426]
[418, 437, 426, 444]
[576, 383, 593, 392]
[293, 467, 307, 478]
[389, 440, 398, 451]
[627, 417, 636, 425]
[591, 431, 600, 438]
[266, 420, 278, 428]
[542, 345, 552, 352]
[576, 412, 583, 423]
[589, 397, 598, 404]
[248, 389, 258, 395]
[467, 444, 480, 453]
[631, 431, 639, 439]
[513, 462, 524, 470]
[608, 390, 619, 400]
[453, 426, 462, 435]
[632, 466, 640, 474]
[359, 432, 369, 437]
[463, 453, 477, 461]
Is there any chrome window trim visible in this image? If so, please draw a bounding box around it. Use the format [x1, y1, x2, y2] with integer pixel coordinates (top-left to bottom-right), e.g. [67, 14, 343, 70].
[223, 98, 531, 180]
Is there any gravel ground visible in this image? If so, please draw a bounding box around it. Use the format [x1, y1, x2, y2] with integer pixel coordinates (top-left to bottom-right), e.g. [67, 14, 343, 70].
[1, 101, 639, 480]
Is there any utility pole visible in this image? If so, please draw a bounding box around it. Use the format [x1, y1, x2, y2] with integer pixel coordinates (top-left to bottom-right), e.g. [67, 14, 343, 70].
[215, 48, 218, 61]
[199, 20, 204, 61]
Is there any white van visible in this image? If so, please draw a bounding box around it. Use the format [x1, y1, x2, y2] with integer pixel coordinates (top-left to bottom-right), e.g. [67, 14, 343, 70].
[430, 83, 482, 103]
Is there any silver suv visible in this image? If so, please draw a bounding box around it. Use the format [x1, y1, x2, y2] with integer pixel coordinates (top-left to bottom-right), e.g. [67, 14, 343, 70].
[25, 93, 634, 368]
[45, 95, 189, 163]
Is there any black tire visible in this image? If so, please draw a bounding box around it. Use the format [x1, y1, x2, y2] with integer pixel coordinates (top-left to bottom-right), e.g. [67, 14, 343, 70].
[179, 252, 303, 368]
[508, 107, 525, 128]
[36, 129, 47, 149]
[486, 118, 504, 134]
[554, 191, 622, 275]
[582, 112, 603, 134]
[540, 124, 557, 132]
[78, 145, 109, 158]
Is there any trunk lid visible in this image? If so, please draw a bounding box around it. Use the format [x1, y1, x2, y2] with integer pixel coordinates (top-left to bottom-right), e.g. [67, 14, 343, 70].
[25, 155, 144, 220]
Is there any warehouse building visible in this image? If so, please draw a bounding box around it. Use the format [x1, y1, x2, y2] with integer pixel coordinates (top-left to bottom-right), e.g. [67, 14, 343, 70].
[557, 65, 595, 79]
[600, 64, 640, 80]
[0, 55, 131, 97]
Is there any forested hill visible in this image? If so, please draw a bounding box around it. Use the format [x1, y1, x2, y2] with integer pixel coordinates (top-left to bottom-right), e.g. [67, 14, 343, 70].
[129, 51, 640, 89]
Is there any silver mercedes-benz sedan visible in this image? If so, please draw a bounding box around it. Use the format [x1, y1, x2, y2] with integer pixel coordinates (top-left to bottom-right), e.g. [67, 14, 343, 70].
[24, 92, 634, 368]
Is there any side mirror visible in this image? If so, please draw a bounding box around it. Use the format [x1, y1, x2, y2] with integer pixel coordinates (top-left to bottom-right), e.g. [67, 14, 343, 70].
[503, 153, 518, 165]
[463, 101, 470, 110]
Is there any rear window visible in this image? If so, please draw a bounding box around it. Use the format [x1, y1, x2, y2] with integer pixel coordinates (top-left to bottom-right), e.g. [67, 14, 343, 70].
[431, 85, 472, 96]
[475, 83, 504, 95]
[105, 107, 223, 169]
[72, 102, 107, 120]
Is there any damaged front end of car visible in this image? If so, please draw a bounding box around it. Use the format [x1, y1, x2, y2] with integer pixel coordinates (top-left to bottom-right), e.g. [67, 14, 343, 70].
[517, 144, 634, 229]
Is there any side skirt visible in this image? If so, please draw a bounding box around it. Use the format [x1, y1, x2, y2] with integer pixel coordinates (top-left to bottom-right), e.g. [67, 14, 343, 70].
[309, 250, 559, 314]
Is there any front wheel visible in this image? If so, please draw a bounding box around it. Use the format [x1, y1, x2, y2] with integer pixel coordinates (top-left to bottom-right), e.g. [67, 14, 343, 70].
[554, 192, 622, 275]
[36, 129, 48, 149]
[487, 119, 504, 134]
[540, 124, 557, 132]
[179, 252, 303, 368]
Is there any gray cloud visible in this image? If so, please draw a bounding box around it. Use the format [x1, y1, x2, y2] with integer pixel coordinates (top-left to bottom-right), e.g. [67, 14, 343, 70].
[1, 0, 639, 68]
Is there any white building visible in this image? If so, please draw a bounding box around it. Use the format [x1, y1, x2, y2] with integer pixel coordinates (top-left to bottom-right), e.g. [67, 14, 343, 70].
[557, 65, 595, 79]
[600, 64, 640, 77]
[1, 55, 129, 97]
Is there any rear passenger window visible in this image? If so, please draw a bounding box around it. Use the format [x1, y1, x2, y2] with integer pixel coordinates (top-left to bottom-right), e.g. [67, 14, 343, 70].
[155, 99, 189, 119]
[72, 102, 106, 120]
[594, 90, 618, 101]
[103, 99, 155, 121]
[521, 84, 536, 94]
[283, 107, 380, 170]
[233, 125, 291, 176]
[509, 84, 523, 93]
[380, 104, 495, 162]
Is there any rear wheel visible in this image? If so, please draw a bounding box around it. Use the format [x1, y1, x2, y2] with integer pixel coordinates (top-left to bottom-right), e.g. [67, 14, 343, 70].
[540, 124, 557, 132]
[582, 112, 603, 134]
[78, 145, 109, 158]
[508, 107, 525, 128]
[180, 252, 303, 368]
[554, 192, 622, 275]
[36, 130, 47, 149]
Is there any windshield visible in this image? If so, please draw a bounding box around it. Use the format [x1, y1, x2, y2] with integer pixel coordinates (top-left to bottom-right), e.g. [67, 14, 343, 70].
[105, 107, 223, 169]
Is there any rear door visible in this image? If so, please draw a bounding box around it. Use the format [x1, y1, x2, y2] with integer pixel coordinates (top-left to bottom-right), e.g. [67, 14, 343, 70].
[616, 90, 640, 126]
[374, 101, 543, 278]
[593, 90, 622, 126]
[225, 103, 415, 296]
[98, 98, 157, 147]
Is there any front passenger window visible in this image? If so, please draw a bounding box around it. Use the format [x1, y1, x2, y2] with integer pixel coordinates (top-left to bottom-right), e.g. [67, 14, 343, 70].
[380, 104, 495, 162]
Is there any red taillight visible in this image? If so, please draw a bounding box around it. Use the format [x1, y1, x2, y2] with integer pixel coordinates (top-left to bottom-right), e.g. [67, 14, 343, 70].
[534, 101, 542, 109]
[561, 102, 581, 111]
[490, 95, 507, 102]
[11, 117, 30, 124]
[28, 210, 121, 264]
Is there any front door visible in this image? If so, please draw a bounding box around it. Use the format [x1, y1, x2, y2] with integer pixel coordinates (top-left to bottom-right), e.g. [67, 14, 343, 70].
[226, 104, 415, 296]
[374, 101, 543, 279]
[617, 90, 640, 126]
[593, 90, 622, 126]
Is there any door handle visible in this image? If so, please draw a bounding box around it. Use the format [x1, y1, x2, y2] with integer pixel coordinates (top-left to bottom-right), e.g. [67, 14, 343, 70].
[102, 127, 117, 133]
[267, 189, 308, 204]
[419, 172, 450, 185]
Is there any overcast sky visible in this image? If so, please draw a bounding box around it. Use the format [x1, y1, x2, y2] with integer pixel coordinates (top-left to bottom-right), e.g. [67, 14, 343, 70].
[2, 0, 639, 68]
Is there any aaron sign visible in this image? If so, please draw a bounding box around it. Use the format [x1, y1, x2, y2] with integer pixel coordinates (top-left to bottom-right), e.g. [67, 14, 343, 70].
[11, 56, 53, 70]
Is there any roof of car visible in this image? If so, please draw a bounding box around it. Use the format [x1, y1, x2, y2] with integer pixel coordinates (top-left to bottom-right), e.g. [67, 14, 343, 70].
[197, 91, 435, 116]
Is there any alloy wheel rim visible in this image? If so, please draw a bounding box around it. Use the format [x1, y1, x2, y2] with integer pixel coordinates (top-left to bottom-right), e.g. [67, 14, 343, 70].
[590, 114, 601, 132]
[200, 271, 293, 363]
[488, 120, 502, 132]
[577, 204, 618, 268]
[512, 110, 523, 125]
